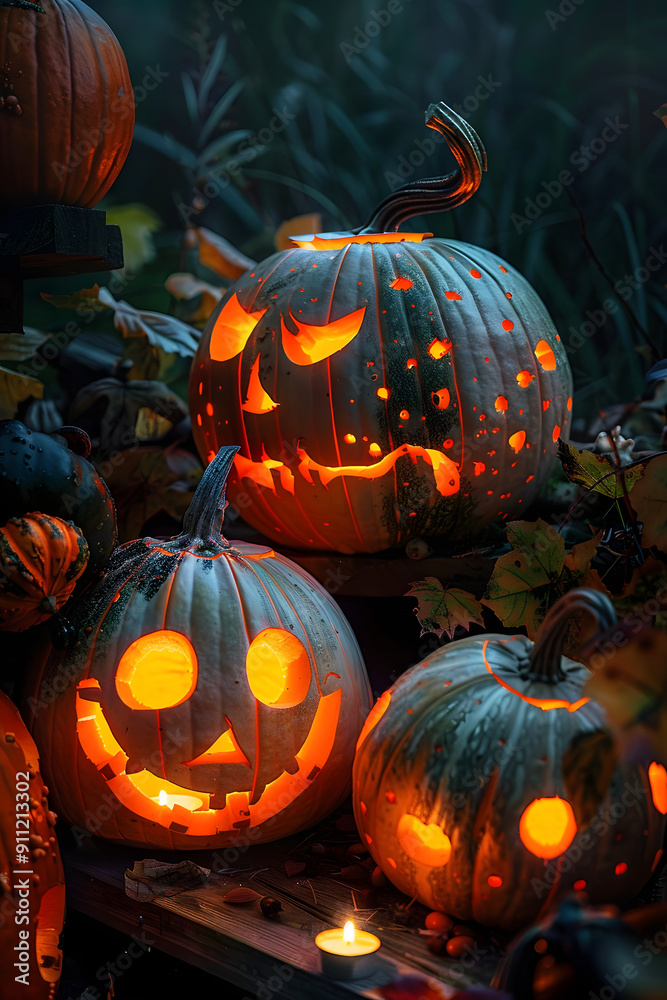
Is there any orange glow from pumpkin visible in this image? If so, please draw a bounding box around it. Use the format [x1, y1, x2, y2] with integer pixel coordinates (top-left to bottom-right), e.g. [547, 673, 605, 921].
[234, 453, 295, 496]
[296, 442, 460, 498]
[115, 632, 198, 711]
[35, 885, 65, 984]
[242, 356, 279, 413]
[356, 690, 391, 750]
[495, 396, 508, 412]
[397, 814, 452, 867]
[432, 388, 450, 409]
[649, 762, 667, 814]
[344, 433, 356, 444]
[428, 338, 451, 359]
[399, 409, 410, 420]
[377, 387, 390, 400]
[516, 370, 535, 388]
[481, 640, 589, 712]
[509, 430, 526, 454]
[474, 462, 486, 476]
[245, 629, 311, 707]
[185, 719, 250, 767]
[519, 797, 577, 859]
[534, 340, 557, 371]
[390, 277, 414, 290]
[209, 294, 268, 362]
[289, 232, 432, 250]
[280, 307, 366, 365]
[552, 424, 561, 443]
[369, 443, 382, 457]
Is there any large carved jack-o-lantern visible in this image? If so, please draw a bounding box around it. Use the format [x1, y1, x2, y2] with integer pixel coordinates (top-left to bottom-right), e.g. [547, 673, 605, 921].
[190, 102, 572, 553]
[353, 590, 667, 932]
[24, 447, 372, 849]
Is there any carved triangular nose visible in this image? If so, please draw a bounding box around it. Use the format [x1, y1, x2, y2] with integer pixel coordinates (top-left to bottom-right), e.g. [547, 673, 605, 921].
[184, 718, 250, 767]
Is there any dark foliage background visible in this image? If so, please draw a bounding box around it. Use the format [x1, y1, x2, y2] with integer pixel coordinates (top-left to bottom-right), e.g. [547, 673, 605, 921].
[62, 0, 667, 424]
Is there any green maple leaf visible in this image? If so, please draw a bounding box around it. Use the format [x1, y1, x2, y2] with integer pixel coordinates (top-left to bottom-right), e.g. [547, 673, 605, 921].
[406, 577, 485, 640]
[558, 440, 642, 498]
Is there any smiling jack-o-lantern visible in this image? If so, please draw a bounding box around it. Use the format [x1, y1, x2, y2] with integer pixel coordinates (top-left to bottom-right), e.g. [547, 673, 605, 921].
[24, 447, 371, 849]
[353, 590, 667, 931]
[190, 102, 572, 553]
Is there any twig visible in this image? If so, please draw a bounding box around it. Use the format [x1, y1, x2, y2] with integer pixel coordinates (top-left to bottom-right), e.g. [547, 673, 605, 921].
[306, 879, 317, 905]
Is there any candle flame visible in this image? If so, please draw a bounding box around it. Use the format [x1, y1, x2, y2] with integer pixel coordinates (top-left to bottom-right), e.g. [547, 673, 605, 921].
[343, 921, 355, 945]
[158, 789, 168, 807]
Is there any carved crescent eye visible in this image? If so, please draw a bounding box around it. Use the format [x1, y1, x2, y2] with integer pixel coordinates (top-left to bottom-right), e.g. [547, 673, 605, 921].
[115, 631, 198, 711]
[246, 628, 311, 707]
[280, 306, 366, 365]
[209, 294, 269, 362]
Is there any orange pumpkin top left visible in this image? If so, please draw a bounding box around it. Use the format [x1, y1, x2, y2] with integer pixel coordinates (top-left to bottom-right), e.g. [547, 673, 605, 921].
[0, 0, 134, 210]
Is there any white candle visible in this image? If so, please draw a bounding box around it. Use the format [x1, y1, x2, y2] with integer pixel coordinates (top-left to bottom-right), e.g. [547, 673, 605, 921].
[315, 921, 381, 979]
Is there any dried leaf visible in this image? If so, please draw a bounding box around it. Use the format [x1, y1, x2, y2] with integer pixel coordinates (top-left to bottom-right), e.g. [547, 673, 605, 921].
[274, 213, 322, 251]
[629, 454, 667, 552]
[337, 864, 367, 881]
[558, 440, 642, 498]
[482, 520, 606, 640]
[186, 225, 256, 281]
[166, 272, 224, 323]
[0, 366, 43, 419]
[97, 287, 201, 358]
[562, 730, 618, 827]
[223, 887, 262, 904]
[0, 328, 47, 362]
[105, 203, 162, 276]
[284, 861, 306, 877]
[41, 285, 108, 313]
[406, 577, 485, 639]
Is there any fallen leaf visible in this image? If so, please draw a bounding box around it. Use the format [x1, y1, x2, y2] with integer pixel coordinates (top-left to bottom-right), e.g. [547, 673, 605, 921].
[562, 730, 618, 827]
[97, 287, 201, 358]
[629, 454, 667, 552]
[0, 366, 43, 419]
[0, 328, 47, 362]
[166, 272, 224, 323]
[223, 887, 262, 904]
[186, 225, 256, 281]
[406, 577, 485, 639]
[41, 285, 108, 313]
[482, 520, 606, 640]
[274, 213, 322, 251]
[284, 861, 306, 877]
[558, 440, 642, 498]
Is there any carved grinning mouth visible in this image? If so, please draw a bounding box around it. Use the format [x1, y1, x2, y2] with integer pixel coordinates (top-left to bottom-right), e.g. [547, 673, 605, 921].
[75, 678, 342, 837]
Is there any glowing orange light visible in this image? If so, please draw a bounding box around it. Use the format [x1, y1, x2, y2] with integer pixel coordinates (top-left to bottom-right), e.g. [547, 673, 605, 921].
[397, 814, 451, 867]
[428, 338, 451, 359]
[407, 358, 417, 369]
[482, 641, 589, 712]
[296, 442, 460, 497]
[516, 370, 534, 388]
[344, 433, 356, 444]
[615, 862, 628, 875]
[432, 388, 450, 409]
[34, 885, 65, 984]
[115, 631, 198, 711]
[567, 396, 572, 411]
[519, 797, 577, 859]
[209, 294, 268, 362]
[488, 875, 503, 887]
[573, 879, 586, 890]
[470, 269, 481, 279]
[474, 462, 486, 476]
[649, 762, 667, 814]
[245, 628, 311, 707]
[185, 718, 250, 767]
[495, 395, 508, 412]
[344, 921, 355, 944]
[234, 453, 295, 496]
[445, 291, 462, 301]
[399, 409, 410, 420]
[368, 442, 382, 457]
[280, 306, 366, 365]
[509, 430, 526, 454]
[552, 424, 561, 443]
[390, 277, 414, 290]
[289, 232, 432, 250]
[242, 355, 279, 414]
[535, 340, 557, 371]
[502, 320, 514, 332]
[356, 690, 391, 750]
[542, 400, 550, 411]
[377, 387, 391, 399]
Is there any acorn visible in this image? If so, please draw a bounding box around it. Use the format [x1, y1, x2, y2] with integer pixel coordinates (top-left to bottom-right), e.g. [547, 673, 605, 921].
[260, 896, 283, 919]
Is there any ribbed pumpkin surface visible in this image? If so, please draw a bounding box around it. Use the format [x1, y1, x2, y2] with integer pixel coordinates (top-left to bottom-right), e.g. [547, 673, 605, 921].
[353, 632, 666, 931]
[0, 512, 88, 630]
[0, 0, 134, 209]
[0, 692, 65, 1000]
[190, 236, 571, 553]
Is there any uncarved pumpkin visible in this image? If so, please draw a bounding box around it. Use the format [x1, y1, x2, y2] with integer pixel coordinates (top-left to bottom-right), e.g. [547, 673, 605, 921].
[190, 103, 572, 553]
[24, 446, 372, 849]
[352, 589, 667, 932]
[0, 691, 65, 1000]
[0, 0, 134, 209]
[0, 512, 89, 630]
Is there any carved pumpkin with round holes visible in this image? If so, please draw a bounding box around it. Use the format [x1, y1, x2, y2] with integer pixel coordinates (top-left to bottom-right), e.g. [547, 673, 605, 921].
[352, 590, 667, 932]
[24, 446, 371, 849]
[1, 692, 65, 1000]
[190, 102, 572, 554]
[0, 0, 134, 210]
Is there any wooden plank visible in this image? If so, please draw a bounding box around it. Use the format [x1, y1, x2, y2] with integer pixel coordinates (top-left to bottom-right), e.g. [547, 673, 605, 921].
[63, 839, 499, 998]
[0, 205, 123, 279]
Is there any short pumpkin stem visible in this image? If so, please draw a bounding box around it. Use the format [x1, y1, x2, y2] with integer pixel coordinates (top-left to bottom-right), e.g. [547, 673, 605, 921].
[526, 588, 618, 683]
[181, 445, 240, 549]
[356, 102, 487, 234]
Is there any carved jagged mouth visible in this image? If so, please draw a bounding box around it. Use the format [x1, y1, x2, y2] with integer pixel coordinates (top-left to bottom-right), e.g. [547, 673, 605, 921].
[75, 678, 342, 837]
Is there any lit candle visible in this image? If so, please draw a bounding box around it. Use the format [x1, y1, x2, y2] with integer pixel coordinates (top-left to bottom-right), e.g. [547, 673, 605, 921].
[315, 920, 381, 979]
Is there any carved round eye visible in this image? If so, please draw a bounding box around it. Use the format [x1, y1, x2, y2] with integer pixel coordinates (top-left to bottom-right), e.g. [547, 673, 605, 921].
[116, 631, 198, 710]
[245, 628, 311, 707]
[519, 796, 576, 859]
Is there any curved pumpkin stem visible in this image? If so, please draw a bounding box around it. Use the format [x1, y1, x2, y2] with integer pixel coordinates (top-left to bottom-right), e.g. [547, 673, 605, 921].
[356, 102, 487, 235]
[181, 445, 240, 548]
[526, 588, 617, 683]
